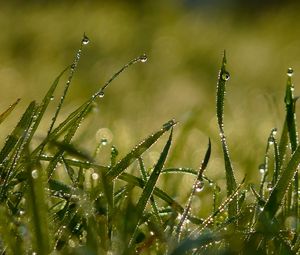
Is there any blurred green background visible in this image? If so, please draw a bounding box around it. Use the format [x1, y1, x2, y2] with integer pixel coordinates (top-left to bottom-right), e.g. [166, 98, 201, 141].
[1, 1, 300, 187]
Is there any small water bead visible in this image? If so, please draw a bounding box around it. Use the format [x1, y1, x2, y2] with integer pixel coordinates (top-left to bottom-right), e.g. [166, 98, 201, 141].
[91, 172, 99, 180]
[268, 137, 274, 145]
[258, 163, 266, 174]
[101, 138, 108, 146]
[267, 182, 273, 191]
[50, 96, 54, 101]
[82, 34, 90, 45]
[271, 128, 277, 136]
[221, 71, 230, 81]
[287, 67, 294, 77]
[139, 54, 148, 63]
[31, 170, 38, 179]
[195, 180, 204, 192]
[98, 91, 105, 98]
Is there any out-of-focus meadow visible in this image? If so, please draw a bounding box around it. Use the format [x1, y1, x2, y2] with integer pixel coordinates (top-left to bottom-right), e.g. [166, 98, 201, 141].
[1, 1, 300, 187]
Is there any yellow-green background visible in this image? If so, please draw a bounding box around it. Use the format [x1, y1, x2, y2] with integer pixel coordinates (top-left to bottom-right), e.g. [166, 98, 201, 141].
[1, 1, 300, 189]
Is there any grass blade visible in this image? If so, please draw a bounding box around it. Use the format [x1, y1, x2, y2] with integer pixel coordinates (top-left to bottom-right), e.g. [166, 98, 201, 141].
[128, 129, 173, 249]
[0, 98, 21, 125]
[176, 138, 211, 240]
[105, 119, 176, 182]
[216, 51, 237, 217]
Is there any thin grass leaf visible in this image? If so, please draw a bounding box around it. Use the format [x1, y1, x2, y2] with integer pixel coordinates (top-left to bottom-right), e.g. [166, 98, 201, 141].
[138, 157, 163, 226]
[216, 51, 237, 217]
[128, 129, 173, 249]
[45, 35, 88, 141]
[176, 138, 211, 241]
[0, 98, 21, 125]
[105, 119, 176, 182]
[24, 147, 50, 254]
[0, 101, 36, 164]
[262, 143, 300, 219]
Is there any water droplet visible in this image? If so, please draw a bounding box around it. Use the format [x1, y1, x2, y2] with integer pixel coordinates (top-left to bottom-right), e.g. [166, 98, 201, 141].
[268, 137, 274, 145]
[287, 67, 294, 77]
[267, 182, 273, 191]
[68, 239, 76, 248]
[271, 128, 277, 136]
[163, 119, 176, 130]
[259, 164, 266, 174]
[82, 34, 90, 45]
[91, 173, 99, 180]
[31, 170, 38, 179]
[221, 71, 230, 81]
[50, 96, 54, 101]
[98, 91, 105, 98]
[71, 63, 76, 70]
[195, 180, 204, 192]
[139, 54, 148, 63]
[96, 128, 113, 144]
[101, 138, 108, 146]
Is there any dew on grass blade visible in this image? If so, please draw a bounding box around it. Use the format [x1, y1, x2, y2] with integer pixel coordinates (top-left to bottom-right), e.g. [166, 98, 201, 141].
[101, 138, 108, 146]
[31, 169, 38, 179]
[267, 182, 273, 191]
[96, 128, 113, 144]
[98, 91, 105, 98]
[195, 179, 204, 193]
[91, 172, 99, 180]
[259, 163, 266, 174]
[82, 34, 90, 45]
[221, 71, 230, 81]
[139, 54, 148, 63]
[287, 67, 294, 77]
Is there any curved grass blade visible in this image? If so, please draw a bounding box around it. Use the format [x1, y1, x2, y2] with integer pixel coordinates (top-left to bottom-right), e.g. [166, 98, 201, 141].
[128, 129, 173, 249]
[0, 98, 20, 125]
[216, 51, 237, 218]
[0, 101, 36, 164]
[105, 119, 176, 182]
[176, 138, 211, 241]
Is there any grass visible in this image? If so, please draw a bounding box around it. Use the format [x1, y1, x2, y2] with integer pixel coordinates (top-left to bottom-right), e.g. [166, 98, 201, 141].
[0, 35, 299, 255]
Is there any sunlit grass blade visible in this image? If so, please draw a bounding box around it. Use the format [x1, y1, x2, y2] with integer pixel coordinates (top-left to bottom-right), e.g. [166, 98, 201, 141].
[128, 129, 173, 249]
[0, 101, 36, 164]
[216, 51, 237, 217]
[284, 69, 299, 223]
[0, 98, 21, 125]
[105, 119, 176, 182]
[138, 157, 162, 226]
[45, 35, 88, 140]
[176, 138, 211, 241]
[262, 143, 300, 219]
[25, 147, 50, 254]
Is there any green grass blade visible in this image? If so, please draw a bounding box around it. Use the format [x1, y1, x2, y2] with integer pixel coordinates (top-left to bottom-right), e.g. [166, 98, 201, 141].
[216, 51, 237, 217]
[176, 139, 211, 240]
[0, 98, 21, 125]
[0, 101, 36, 163]
[25, 147, 50, 254]
[263, 143, 300, 219]
[284, 68, 298, 223]
[128, 129, 173, 249]
[105, 119, 176, 182]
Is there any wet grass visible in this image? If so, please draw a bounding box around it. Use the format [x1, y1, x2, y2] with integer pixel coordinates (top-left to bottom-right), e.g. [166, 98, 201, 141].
[0, 35, 299, 254]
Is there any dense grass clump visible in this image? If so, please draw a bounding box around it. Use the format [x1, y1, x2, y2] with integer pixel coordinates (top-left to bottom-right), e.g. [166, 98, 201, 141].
[0, 35, 299, 255]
